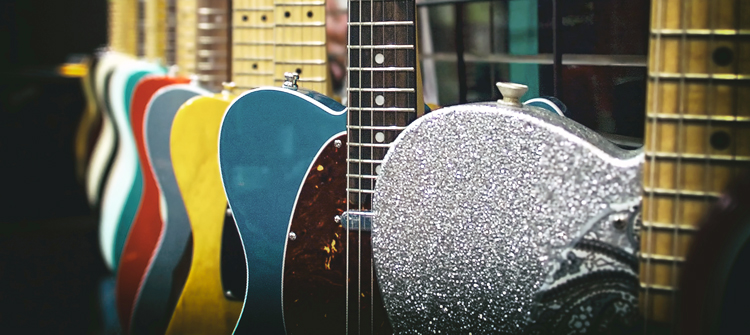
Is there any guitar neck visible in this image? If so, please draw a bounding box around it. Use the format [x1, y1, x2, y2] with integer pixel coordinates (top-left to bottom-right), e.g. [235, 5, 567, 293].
[196, 0, 231, 91]
[346, 0, 421, 212]
[109, 0, 140, 56]
[144, 0, 168, 63]
[640, 0, 750, 330]
[273, 0, 328, 95]
[176, 0, 198, 76]
[232, 0, 276, 90]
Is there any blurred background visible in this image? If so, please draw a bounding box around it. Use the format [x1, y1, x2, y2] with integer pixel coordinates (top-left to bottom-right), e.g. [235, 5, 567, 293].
[0, 0, 648, 333]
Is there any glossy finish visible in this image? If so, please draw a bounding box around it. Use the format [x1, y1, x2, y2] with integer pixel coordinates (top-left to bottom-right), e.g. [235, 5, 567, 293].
[87, 51, 132, 209]
[74, 57, 99, 184]
[99, 61, 166, 271]
[218, 87, 345, 333]
[129, 84, 210, 335]
[166, 93, 242, 335]
[115, 76, 190, 333]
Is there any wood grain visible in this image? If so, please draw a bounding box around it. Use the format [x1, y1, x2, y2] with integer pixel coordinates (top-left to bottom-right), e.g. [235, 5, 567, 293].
[640, 0, 750, 329]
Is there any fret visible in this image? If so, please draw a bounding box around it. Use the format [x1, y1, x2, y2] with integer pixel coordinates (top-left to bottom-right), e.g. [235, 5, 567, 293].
[197, 36, 228, 44]
[649, 73, 750, 80]
[349, 107, 414, 112]
[640, 284, 677, 292]
[197, 23, 228, 30]
[640, 253, 687, 263]
[644, 120, 750, 156]
[349, 67, 415, 72]
[234, 7, 275, 11]
[234, 57, 274, 61]
[644, 187, 721, 198]
[347, 174, 379, 180]
[347, 159, 385, 164]
[234, 25, 275, 29]
[197, 7, 226, 15]
[347, 125, 407, 131]
[348, 45, 414, 49]
[650, 0, 750, 31]
[348, 88, 415, 92]
[348, 21, 414, 26]
[109, 0, 139, 55]
[648, 38, 750, 75]
[646, 81, 750, 118]
[347, 143, 392, 148]
[643, 221, 700, 232]
[197, 63, 228, 71]
[275, 42, 325, 46]
[274, 1, 325, 5]
[275, 60, 326, 65]
[275, 23, 326, 27]
[195, 1, 230, 91]
[197, 50, 228, 57]
[651, 28, 750, 36]
[646, 151, 750, 162]
[234, 41, 275, 46]
[648, 114, 750, 122]
[347, 189, 375, 194]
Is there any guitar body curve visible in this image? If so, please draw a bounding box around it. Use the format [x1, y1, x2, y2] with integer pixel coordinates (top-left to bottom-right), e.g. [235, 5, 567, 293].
[74, 56, 99, 184]
[129, 83, 211, 335]
[87, 51, 132, 208]
[115, 75, 190, 333]
[218, 87, 346, 334]
[165, 93, 243, 335]
[373, 102, 645, 333]
[99, 61, 166, 271]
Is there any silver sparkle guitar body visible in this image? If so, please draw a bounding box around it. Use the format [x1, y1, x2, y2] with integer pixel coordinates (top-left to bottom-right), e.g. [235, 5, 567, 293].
[372, 99, 644, 334]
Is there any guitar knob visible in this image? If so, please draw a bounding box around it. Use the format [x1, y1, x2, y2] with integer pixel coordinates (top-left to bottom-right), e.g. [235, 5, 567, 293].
[222, 82, 237, 94]
[283, 72, 299, 90]
[496, 82, 528, 107]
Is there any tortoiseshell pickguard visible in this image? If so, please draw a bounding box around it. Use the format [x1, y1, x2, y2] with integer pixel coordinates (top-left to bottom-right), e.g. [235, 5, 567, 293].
[283, 135, 393, 335]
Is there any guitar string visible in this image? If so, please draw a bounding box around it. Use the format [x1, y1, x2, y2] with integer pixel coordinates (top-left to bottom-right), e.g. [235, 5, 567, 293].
[644, 0, 666, 331]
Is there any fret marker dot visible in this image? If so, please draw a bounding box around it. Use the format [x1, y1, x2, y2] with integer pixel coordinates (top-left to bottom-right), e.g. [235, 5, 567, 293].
[242, 15, 248, 22]
[375, 132, 385, 143]
[285, 11, 291, 18]
[261, 15, 266, 21]
[710, 130, 731, 150]
[376, 165, 382, 175]
[713, 47, 733, 67]
[375, 95, 385, 106]
[375, 53, 385, 64]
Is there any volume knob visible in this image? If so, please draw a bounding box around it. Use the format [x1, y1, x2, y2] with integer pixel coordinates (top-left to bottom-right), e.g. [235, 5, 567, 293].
[496, 82, 528, 107]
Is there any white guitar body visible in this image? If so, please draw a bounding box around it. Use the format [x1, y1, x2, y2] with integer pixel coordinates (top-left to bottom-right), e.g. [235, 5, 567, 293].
[99, 60, 166, 271]
[86, 51, 132, 207]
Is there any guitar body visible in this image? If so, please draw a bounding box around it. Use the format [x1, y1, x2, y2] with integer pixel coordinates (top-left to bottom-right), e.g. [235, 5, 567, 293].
[87, 51, 131, 208]
[372, 102, 644, 333]
[74, 56, 100, 184]
[129, 83, 210, 335]
[218, 87, 346, 333]
[99, 61, 166, 271]
[115, 75, 190, 332]
[165, 93, 243, 335]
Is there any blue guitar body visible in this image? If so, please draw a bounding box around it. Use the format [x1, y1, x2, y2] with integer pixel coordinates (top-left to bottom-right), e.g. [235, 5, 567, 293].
[218, 87, 345, 334]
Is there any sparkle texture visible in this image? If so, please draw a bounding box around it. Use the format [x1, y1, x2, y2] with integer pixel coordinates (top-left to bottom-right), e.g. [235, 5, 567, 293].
[372, 102, 644, 334]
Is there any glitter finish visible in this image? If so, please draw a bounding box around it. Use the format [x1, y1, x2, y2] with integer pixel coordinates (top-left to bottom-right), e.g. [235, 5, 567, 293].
[372, 102, 644, 333]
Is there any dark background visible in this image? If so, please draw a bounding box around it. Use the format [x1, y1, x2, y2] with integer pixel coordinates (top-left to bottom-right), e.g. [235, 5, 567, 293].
[0, 0, 109, 333]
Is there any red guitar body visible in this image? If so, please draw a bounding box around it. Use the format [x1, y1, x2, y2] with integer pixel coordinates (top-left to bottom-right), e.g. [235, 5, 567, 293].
[115, 76, 190, 332]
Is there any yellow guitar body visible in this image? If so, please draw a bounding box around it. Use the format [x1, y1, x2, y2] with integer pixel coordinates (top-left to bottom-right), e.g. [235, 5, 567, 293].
[166, 92, 242, 335]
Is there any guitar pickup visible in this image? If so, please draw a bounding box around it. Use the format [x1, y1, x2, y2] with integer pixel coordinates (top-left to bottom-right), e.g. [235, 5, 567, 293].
[337, 211, 372, 232]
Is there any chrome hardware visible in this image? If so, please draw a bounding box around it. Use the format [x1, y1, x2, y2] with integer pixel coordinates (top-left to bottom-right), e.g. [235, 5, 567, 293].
[496, 82, 528, 107]
[612, 213, 628, 230]
[222, 82, 236, 94]
[288, 232, 297, 241]
[283, 72, 299, 90]
[628, 207, 642, 246]
[339, 211, 372, 232]
[334, 139, 342, 148]
[333, 215, 341, 224]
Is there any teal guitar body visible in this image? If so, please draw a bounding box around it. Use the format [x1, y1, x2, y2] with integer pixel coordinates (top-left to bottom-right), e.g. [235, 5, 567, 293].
[218, 87, 346, 334]
[129, 83, 210, 335]
[99, 61, 166, 271]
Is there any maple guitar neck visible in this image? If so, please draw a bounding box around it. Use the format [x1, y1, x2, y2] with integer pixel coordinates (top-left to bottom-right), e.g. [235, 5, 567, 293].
[109, 0, 139, 55]
[640, 0, 750, 331]
[233, 0, 276, 90]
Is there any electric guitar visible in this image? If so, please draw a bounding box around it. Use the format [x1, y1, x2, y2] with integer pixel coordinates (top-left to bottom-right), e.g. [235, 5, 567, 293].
[114, 0, 191, 331]
[218, 0, 421, 333]
[165, 88, 243, 335]
[73, 56, 99, 185]
[639, 0, 750, 333]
